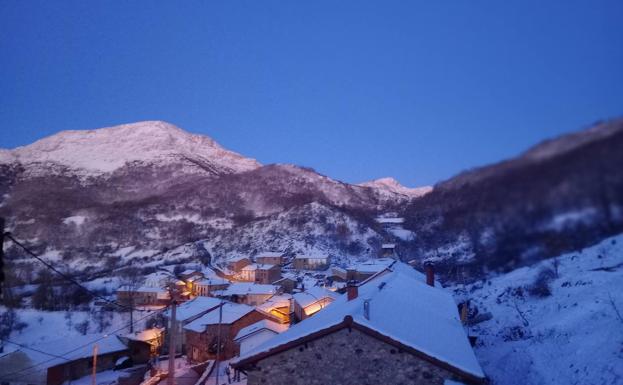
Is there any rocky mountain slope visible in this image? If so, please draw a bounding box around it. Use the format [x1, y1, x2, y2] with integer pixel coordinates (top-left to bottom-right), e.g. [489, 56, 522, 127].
[358, 177, 432, 199]
[402, 118, 623, 278]
[1, 118, 622, 285]
[0, 121, 414, 280]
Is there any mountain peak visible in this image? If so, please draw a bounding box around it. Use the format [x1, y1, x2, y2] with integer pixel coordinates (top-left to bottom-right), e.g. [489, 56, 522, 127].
[3, 121, 261, 175]
[358, 177, 432, 198]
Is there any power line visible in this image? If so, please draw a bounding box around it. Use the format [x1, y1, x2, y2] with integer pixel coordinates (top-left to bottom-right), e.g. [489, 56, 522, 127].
[0, 337, 72, 362]
[5, 233, 142, 312]
[0, 305, 169, 381]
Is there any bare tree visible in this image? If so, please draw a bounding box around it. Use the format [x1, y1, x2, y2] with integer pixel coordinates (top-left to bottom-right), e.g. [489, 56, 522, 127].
[607, 292, 623, 325]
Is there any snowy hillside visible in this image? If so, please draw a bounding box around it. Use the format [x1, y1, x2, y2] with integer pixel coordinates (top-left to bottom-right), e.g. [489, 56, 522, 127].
[457, 234, 623, 384]
[359, 177, 432, 198]
[2, 121, 260, 176]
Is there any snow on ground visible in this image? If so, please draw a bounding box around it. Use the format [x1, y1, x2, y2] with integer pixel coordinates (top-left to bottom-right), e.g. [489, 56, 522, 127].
[2, 306, 160, 353]
[388, 226, 416, 241]
[459, 234, 623, 385]
[64, 369, 126, 385]
[62, 215, 87, 226]
[155, 213, 209, 224]
[155, 357, 199, 385]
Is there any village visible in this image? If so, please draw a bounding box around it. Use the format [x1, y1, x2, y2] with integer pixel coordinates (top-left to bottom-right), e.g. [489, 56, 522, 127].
[0, 220, 486, 385]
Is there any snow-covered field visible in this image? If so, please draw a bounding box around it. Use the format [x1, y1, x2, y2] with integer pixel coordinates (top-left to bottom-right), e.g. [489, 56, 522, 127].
[461, 234, 623, 385]
[1, 306, 160, 353]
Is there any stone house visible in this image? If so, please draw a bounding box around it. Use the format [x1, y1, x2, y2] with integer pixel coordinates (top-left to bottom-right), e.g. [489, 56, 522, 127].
[163, 296, 223, 353]
[273, 276, 297, 294]
[293, 254, 329, 271]
[254, 264, 281, 284]
[121, 327, 165, 364]
[240, 263, 280, 284]
[116, 285, 170, 306]
[292, 286, 339, 321]
[240, 263, 258, 282]
[232, 263, 486, 385]
[184, 303, 270, 362]
[256, 294, 293, 324]
[212, 283, 280, 306]
[194, 277, 230, 297]
[0, 335, 129, 385]
[234, 319, 288, 356]
[254, 251, 285, 266]
[228, 256, 252, 273]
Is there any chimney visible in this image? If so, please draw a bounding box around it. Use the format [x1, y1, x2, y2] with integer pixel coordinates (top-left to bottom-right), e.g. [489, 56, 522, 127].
[424, 262, 435, 287]
[347, 280, 358, 301]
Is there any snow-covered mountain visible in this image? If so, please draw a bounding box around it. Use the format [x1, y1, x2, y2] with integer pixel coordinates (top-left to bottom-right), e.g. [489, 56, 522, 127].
[2, 121, 260, 177]
[1, 118, 622, 284]
[0, 121, 415, 275]
[358, 177, 432, 198]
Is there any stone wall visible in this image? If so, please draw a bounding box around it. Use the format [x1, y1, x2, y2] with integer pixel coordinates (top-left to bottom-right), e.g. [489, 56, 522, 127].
[246, 328, 466, 385]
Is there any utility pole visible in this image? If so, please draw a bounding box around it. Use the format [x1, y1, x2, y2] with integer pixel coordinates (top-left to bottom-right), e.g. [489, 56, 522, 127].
[92, 344, 98, 385]
[214, 301, 223, 385]
[129, 290, 134, 334]
[167, 286, 178, 385]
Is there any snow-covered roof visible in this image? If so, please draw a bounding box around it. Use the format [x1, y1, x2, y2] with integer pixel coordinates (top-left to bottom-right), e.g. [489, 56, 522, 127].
[295, 254, 329, 260]
[293, 286, 339, 308]
[233, 267, 485, 381]
[124, 327, 164, 342]
[381, 243, 396, 248]
[195, 276, 229, 286]
[165, 296, 222, 321]
[350, 258, 395, 274]
[229, 255, 251, 262]
[234, 319, 288, 342]
[117, 285, 167, 293]
[184, 303, 255, 332]
[257, 294, 293, 313]
[242, 263, 277, 271]
[255, 251, 284, 259]
[213, 283, 278, 296]
[375, 217, 405, 224]
[180, 269, 201, 276]
[14, 335, 127, 370]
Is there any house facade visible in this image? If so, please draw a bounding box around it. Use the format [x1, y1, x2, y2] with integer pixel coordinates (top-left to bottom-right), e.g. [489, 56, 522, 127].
[254, 264, 281, 284]
[184, 304, 269, 362]
[292, 286, 339, 321]
[163, 296, 222, 353]
[116, 286, 169, 306]
[241, 326, 473, 385]
[255, 252, 285, 266]
[228, 256, 251, 273]
[240, 264, 258, 282]
[234, 319, 288, 356]
[212, 283, 279, 306]
[293, 255, 329, 270]
[194, 277, 230, 297]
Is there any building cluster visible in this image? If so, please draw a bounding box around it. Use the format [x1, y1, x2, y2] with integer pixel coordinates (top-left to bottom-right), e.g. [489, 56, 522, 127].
[1, 243, 486, 385]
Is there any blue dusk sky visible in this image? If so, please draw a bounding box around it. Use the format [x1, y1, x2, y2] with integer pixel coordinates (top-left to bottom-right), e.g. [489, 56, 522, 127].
[1, 1, 621, 186]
